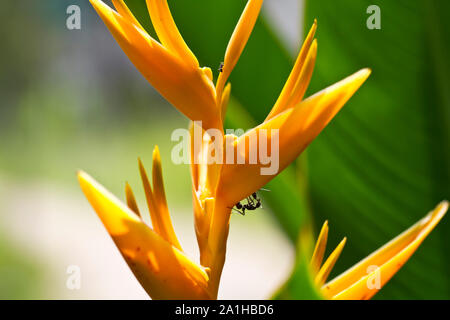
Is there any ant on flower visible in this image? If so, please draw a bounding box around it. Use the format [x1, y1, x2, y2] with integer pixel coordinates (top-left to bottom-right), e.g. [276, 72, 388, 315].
[230, 189, 270, 216]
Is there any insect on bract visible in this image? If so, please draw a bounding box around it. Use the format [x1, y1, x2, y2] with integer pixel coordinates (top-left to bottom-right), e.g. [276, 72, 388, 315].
[231, 189, 270, 215]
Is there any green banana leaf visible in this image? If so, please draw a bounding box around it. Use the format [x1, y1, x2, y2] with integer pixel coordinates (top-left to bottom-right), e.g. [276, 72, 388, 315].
[303, 0, 450, 299]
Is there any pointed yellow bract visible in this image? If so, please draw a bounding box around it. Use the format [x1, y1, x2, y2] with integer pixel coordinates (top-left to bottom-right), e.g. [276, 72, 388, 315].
[78, 170, 211, 300]
[284, 39, 317, 110]
[216, 0, 264, 104]
[315, 237, 346, 286]
[125, 182, 141, 217]
[216, 68, 371, 207]
[89, 0, 218, 130]
[308, 202, 448, 300]
[266, 20, 317, 121]
[220, 83, 232, 123]
[145, 0, 199, 68]
[138, 154, 182, 251]
[112, 0, 145, 31]
[310, 220, 329, 274]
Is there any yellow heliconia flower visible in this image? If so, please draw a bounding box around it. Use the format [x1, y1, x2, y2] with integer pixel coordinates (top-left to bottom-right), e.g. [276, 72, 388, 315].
[308, 201, 448, 300]
[86, 0, 379, 299]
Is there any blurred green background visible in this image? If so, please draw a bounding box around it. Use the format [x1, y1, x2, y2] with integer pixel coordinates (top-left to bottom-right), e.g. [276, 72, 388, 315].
[0, 0, 449, 299]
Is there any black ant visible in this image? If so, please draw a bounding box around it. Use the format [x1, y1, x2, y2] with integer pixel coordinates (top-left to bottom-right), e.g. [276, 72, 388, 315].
[230, 189, 269, 216]
[218, 62, 224, 73]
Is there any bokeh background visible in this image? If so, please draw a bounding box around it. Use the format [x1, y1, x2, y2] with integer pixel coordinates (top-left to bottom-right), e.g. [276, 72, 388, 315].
[0, 0, 449, 299]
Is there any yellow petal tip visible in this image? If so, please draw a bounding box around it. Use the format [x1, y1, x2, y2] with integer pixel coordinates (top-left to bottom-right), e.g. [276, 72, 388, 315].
[77, 170, 93, 186]
[138, 157, 145, 170]
[361, 67, 372, 78]
[153, 145, 161, 159]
